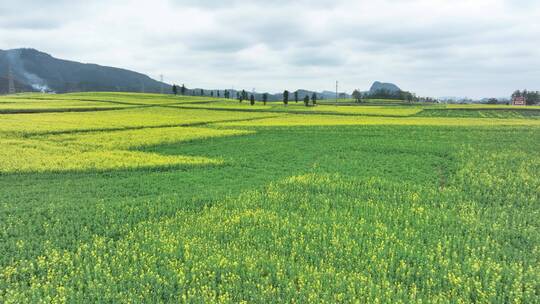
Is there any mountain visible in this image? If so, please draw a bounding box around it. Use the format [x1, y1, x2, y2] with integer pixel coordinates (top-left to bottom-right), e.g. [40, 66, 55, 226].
[0, 48, 367, 98]
[0, 48, 169, 94]
[369, 81, 401, 94]
[320, 90, 351, 99]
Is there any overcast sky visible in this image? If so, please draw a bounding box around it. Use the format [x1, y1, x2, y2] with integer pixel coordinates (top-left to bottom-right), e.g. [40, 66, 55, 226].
[1, 0, 539, 98]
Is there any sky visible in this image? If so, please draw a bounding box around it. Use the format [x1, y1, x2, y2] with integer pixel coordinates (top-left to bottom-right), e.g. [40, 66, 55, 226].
[1, 0, 539, 98]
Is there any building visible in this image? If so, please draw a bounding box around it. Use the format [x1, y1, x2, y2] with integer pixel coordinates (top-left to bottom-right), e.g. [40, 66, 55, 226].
[511, 96, 526, 106]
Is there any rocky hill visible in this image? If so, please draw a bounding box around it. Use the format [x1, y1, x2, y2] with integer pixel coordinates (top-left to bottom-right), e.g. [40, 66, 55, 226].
[369, 81, 401, 94]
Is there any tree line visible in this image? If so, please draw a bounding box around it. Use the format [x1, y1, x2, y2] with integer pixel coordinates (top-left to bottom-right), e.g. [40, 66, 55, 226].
[512, 90, 540, 105]
[352, 89, 418, 103]
[171, 84, 540, 106]
[172, 84, 440, 105]
[172, 85, 320, 106]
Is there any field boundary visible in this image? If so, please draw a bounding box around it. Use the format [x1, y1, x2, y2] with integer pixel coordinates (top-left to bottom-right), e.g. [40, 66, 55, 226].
[172, 105, 414, 118]
[20, 115, 282, 137]
[0, 105, 151, 114]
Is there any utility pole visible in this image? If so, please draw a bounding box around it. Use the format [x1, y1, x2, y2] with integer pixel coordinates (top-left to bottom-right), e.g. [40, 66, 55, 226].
[335, 80, 338, 105]
[159, 74, 164, 94]
[8, 66, 15, 94]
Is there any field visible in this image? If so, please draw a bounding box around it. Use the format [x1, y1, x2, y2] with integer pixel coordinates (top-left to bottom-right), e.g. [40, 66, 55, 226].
[1, 93, 539, 303]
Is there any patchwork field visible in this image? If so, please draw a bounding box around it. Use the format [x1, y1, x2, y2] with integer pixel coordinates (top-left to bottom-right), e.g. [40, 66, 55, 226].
[0, 93, 539, 303]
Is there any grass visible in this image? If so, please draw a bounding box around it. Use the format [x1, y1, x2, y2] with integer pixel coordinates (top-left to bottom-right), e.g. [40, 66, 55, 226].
[0, 93, 539, 303]
[416, 108, 540, 119]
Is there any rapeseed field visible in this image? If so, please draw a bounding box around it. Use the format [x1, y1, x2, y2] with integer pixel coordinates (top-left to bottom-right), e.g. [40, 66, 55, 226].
[0, 93, 538, 303]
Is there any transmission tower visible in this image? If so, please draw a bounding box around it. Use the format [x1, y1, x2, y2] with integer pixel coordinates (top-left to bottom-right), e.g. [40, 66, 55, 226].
[7, 66, 15, 94]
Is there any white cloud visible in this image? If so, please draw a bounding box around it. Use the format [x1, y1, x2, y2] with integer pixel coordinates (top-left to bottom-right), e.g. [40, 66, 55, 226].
[1, 0, 539, 97]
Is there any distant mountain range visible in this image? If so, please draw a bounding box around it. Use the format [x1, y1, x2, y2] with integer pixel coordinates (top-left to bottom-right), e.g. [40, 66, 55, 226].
[0, 48, 169, 94]
[1, 48, 406, 100]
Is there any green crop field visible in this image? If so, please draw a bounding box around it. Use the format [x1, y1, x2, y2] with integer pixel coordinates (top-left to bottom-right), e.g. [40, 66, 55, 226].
[1, 93, 539, 303]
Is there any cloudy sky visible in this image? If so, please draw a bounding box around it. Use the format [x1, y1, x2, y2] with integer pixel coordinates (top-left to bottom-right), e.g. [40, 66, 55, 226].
[1, 0, 539, 98]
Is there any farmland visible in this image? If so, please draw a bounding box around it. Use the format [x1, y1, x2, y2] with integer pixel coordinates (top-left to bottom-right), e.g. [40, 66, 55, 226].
[1, 93, 539, 303]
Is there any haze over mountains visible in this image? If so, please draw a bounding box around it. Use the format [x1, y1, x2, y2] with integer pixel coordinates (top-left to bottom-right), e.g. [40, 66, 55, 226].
[1, 48, 405, 100]
[0, 48, 169, 94]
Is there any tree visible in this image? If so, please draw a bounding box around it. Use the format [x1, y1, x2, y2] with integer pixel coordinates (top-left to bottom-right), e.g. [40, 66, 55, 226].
[283, 90, 289, 106]
[398, 91, 414, 103]
[294, 91, 299, 103]
[217, 91, 220, 97]
[311, 93, 317, 106]
[525, 90, 540, 105]
[263, 93, 268, 105]
[211, 91, 214, 97]
[406, 92, 415, 103]
[224, 90, 229, 99]
[487, 98, 498, 104]
[511, 89, 540, 105]
[180, 84, 186, 95]
[352, 90, 362, 103]
[367, 89, 399, 100]
[304, 95, 310, 106]
[200, 89, 204, 96]
[172, 84, 178, 95]
[250, 94, 255, 105]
